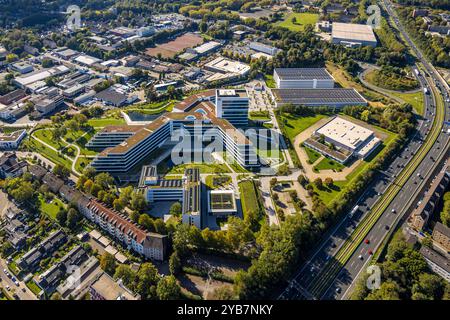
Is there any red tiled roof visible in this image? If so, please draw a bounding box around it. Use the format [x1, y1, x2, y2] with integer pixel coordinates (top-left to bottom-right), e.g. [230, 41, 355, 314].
[87, 199, 148, 244]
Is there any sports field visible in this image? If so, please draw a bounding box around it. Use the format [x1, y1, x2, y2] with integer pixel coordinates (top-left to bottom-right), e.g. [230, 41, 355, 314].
[145, 33, 203, 58]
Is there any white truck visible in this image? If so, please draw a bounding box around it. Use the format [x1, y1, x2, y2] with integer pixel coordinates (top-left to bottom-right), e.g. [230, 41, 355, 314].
[349, 205, 359, 218]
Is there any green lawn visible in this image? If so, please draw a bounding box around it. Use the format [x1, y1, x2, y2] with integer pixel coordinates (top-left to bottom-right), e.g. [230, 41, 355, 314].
[205, 175, 232, 189]
[87, 118, 125, 127]
[25, 138, 73, 171]
[75, 157, 92, 173]
[33, 129, 67, 150]
[314, 157, 346, 172]
[239, 180, 261, 220]
[167, 163, 230, 174]
[26, 280, 42, 296]
[276, 12, 319, 31]
[313, 180, 348, 204]
[278, 113, 327, 141]
[304, 146, 321, 164]
[39, 194, 66, 220]
[391, 91, 424, 115]
[264, 74, 276, 88]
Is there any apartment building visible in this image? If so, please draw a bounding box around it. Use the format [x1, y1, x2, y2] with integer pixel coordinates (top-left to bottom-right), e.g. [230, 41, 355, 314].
[79, 199, 168, 261]
[432, 222, 450, 252]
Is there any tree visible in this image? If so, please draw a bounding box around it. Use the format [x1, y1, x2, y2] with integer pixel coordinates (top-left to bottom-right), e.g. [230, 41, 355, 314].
[313, 178, 323, 189]
[412, 273, 446, 300]
[99, 252, 117, 276]
[169, 202, 182, 216]
[366, 281, 400, 300]
[297, 174, 307, 187]
[169, 251, 181, 275]
[270, 177, 278, 188]
[324, 177, 334, 188]
[136, 263, 160, 299]
[94, 172, 114, 189]
[56, 208, 67, 226]
[114, 265, 137, 289]
[0, 241, 13, 258]
[66, 208, 81, 229]
[138, 214, 154, 231]
[53, 164, 70, 180]
[156, 275, 181, 300]
[130, 192, 147, 212]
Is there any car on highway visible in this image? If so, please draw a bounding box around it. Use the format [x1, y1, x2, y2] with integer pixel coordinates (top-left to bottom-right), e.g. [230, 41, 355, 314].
[5, 285, 10, 291]
[385, 225, 390, 230]
[364, 239, 370, 244]
[358, 255, 363, 260]
[335, 287, 341, 294]
[391, 209, 396, 213]
[368, 250, 373, 255]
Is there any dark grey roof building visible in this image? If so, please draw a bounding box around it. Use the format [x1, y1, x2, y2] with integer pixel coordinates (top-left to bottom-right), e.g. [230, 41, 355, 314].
[271, 88, 367, 108]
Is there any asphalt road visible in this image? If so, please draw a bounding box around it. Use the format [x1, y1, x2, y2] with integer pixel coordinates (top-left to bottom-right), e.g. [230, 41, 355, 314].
[279, 1, 450, 300]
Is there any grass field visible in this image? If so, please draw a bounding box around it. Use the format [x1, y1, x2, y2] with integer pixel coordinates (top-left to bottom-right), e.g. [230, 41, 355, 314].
[26, 281, 41, 296]
[391, 91, 424, 114]
[205, 175, 232, 189]
[75, 157, 92, 173]
[87, 118, 125, 127]
[278, 113, 327, 142]
[39, 194, 65, 220]
[314, 157, 345, 172]
[25, 138, 73, 171]
[304, 146, 321, 164]
[33, 129, 67, 150]
[167, 163, 230, 174]
[277, 12, 319, 31]
[239, 180, 261, 220]
[264, 74, 276, 88]
[313, 181, 348, 204]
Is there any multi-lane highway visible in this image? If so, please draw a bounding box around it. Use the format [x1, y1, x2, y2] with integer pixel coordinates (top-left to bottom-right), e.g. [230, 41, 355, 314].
[279, 0, 450, 300]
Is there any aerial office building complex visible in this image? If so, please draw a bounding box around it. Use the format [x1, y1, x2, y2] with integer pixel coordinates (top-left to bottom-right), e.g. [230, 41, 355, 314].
[88, 89, 258, 173]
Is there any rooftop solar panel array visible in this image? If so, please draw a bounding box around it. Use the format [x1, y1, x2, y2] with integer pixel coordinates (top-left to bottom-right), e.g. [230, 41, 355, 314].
[274, 68, 333, 80]
[272, 88, 367, 105]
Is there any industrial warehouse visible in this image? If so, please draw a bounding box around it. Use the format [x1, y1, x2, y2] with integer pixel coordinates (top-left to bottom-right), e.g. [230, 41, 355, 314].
[304, 116, 382, 164]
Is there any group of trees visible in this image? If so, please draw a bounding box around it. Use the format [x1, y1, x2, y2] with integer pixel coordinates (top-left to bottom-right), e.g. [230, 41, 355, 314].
[398, 7, 450, 68]
[100, 252, 182, 300]
[352, 234, 450, 300]
[56, 203, 82, 230]
[343, 103, 416, 136]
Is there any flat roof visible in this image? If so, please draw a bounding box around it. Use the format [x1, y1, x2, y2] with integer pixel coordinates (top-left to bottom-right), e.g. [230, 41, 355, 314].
[274, 68, 334, 81]
[91, 272, 138, 300]
[208, 190, 237, 212]
[315, 116, 374, 150]
[216, 89, 248, 98]
[332, 22, 377, 43]
[194, 41, 221, 54]
[204, 57, 250, 75]
[272, 88, 367, 106]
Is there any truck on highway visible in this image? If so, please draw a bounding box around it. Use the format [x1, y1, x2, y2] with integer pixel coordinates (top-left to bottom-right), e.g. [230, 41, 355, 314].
[349, 205, 359, 218]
